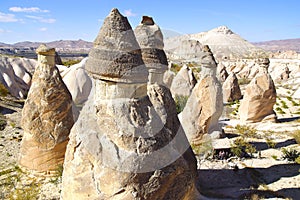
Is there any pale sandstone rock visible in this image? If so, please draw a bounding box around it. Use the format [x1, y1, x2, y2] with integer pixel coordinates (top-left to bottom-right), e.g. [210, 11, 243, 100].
[239, 58, 277, 123]
[18, 44, 74, 172]
[61, 8, 198, 200]
[217, 62, 228, 82]
[170, 64, 197, 97]
[134, 16, 168, 85]
[58, 58, 92, 105]
[0, 56, 36, 98]
[180, 45, 223, 144]
[222, 72, 242, 103]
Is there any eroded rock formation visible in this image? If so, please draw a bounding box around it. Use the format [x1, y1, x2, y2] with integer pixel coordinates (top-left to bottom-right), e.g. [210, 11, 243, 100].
[222, 72, 242, 103]
[61, 8, 198, 200]
[170, 64, 197, 97]
[134, 16, 168, 85]
[18, 44, 74, 173]
[239, 58, 277, 123]
[180, 45, 223, 144]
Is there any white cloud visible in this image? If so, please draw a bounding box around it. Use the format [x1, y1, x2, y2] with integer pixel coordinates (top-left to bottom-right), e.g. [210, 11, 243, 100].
[9, 7, 49, 13]
[39, 27, 47, 32]
[124, 9, 137, 17]
[26, 15, 56, 23]
[0, 12, 18, 22]
[0, 29, 12, 34]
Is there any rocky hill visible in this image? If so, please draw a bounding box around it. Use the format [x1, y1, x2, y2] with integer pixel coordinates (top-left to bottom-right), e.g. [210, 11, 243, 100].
[165, 26, 266, 61]
[253, 38, 300, 53]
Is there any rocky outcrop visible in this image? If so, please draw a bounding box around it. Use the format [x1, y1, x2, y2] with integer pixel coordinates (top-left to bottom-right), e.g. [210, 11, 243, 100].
[134, 16, 168, 84]
[239, 58, 277, 123]
[170, 65, 197, 97]
[18, 44, 74, 173]
[61, 8, 198, 200]
[217, 62, 229, 82]
[222, 72, 242, 103]
[180, 45, 223, 144]
[0, 56, 36, 98]
[279, 66, 291, 81]
[57, 58, 92, 105]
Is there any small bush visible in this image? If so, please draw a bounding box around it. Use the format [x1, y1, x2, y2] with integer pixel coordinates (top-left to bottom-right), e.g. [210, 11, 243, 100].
[0, 83, 9, 97]
[292, 130, 300, 144]
[231, 137, 256, 158]
[174, 95, 189, 114]
[235, 124, 257, 138]
[266, 138, 277, 148]
[296, 156, 300, 164]
[275, 107, 285, 114]
[170, 63, 181, 74]
[271, 155, 278, 160]
[281, 148, 300, 162]
[62, 59, 81, 67]
[50, 164, 63, 185]
[0, 114, 7, 131]
[238, 78, 251, 85]
[280, 100, 288, 109]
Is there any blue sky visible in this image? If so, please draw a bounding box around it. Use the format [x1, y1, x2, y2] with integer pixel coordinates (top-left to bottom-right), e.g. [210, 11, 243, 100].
[0, 0, 299, 44]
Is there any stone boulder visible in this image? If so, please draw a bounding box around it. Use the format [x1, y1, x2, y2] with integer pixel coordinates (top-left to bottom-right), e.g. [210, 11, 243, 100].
[239, 58, 277, 123]
[222, 72, 242, 103]
[61, 8, 198, 200]
[18, 44, 74, 173]
[180, 45, 223, 144]
[170, 64, 197, 97]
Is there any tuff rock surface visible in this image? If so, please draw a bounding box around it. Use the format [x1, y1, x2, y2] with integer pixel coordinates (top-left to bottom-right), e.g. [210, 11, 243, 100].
[61, 8, 198, 200]
[134, 16, 168, 85]
[239, 58, 277, 123]
[170, 64, 197, 97]
[222, 72, 242, 103]
[180, 45, 223, 144]
[18, 44, 74, 172]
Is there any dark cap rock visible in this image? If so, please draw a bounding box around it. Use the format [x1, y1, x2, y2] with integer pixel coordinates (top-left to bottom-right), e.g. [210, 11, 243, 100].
[86, 8, 148, 83]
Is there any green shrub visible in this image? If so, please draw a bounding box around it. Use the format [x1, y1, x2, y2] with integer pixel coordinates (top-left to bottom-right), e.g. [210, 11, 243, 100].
[174, 95, 189, 114]
[281, 148, 300, 162]
[275, 107, 285, 114]
[280, 100, 288, 109]
[235, 124, 257, 138]
[238, 78, 251, 85]
[292, 130, 300, 144]
[296, 156, 300, 164]
[266, 138, 277, 148]
[62, 59, 81, 67]
[0, 114, 7, 131]
[0, 83, 9, 97]
[170, 63, 181, 74]
[231, 137, 256, 157]
[50, 164, 63, 185]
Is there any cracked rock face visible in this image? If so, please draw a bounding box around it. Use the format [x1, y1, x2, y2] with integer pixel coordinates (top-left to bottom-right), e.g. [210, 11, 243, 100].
[18, 44, 74, 173]
[61, 8, 198, 200]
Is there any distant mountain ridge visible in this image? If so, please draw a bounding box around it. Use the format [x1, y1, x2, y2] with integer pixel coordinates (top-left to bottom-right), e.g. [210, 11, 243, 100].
[0, 31, 299, 54]
[0, 39, 93, 49]
[253, 38, 300, 53]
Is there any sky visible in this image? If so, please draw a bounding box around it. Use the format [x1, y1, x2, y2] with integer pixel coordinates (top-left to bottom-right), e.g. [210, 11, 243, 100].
[0, 0, 299, 44]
